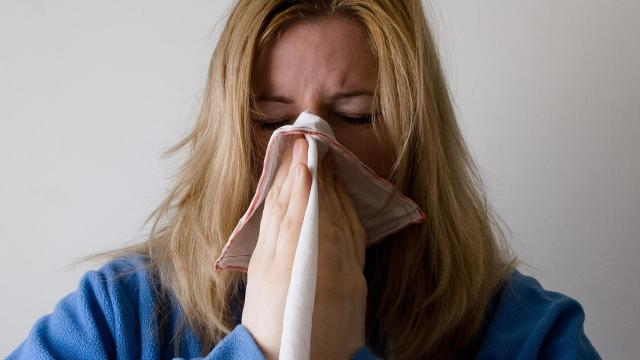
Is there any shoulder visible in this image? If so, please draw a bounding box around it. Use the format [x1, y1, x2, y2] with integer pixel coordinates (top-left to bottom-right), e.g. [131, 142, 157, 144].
[495, 270, 581, 322]
[70, 254, 160, 316]
[7, 254, 182, 359]
[476, 269, 600, 359]
[81, 254, 156, 296]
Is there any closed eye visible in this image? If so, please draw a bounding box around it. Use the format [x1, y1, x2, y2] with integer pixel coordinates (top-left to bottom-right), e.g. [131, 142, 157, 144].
[256, 113, 374, 131]
[258, 118, 294, 131]
[335, 112, 374, 125]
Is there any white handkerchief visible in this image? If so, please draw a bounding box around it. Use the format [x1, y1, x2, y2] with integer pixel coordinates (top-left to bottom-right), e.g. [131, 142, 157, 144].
[215, 110, 425, 360]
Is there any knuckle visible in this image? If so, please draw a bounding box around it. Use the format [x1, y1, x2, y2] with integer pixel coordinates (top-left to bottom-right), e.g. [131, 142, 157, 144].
[294, 164, 305, 178]
[272, 199, 288, 216]
[279, 215, 295, 233]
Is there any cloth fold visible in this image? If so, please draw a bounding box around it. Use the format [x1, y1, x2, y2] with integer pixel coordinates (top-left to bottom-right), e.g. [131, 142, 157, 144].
[214, 110, 426, 359]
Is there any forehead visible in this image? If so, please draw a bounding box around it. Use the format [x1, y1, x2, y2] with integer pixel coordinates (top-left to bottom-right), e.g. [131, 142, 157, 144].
[252, 16, 377, 94]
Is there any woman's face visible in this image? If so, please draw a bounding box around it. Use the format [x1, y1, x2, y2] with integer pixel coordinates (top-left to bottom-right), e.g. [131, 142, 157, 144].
[251, 16, 395, 181]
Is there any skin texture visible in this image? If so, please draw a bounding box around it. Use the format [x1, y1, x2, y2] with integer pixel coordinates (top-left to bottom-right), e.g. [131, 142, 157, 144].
[242, 17, 393, 359]
[250, 15, 395, 181]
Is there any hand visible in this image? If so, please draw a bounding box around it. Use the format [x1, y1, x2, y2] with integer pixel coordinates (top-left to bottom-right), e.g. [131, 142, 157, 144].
[242, 135, 312, 360]
[241, 135, 367, 360]
[311, 151, 367, 360]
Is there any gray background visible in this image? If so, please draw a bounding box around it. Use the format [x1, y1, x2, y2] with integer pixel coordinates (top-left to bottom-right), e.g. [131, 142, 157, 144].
[1, 1, 638, 358]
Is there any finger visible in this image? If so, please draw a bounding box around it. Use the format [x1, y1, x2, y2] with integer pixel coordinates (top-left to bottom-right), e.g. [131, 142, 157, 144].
[317, 151, 325, 193]
[321, 153, 339, 207]
[276, 163, 311, 266]
[266, 135, 302, 204]
[274, 138, 308, 216]
[331, 174, 356, 263]
[290, 136, 308, 169]
[261, 135, 295, 229]
[265, 138, 307, 255]
[323, 152, 336, 197]
[335, 176, 366, 270]
[321, 153, 352, 256]
[258, 135, 304, 258]
[273, 137, 308, 257]
[317, 191, 341, 276]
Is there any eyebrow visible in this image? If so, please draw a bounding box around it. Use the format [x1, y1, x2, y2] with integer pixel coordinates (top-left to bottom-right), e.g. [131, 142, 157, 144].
[255, 90, 373, 104]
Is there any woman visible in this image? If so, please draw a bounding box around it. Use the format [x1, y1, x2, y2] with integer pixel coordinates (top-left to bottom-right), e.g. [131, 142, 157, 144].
[9, 0, 600, 359]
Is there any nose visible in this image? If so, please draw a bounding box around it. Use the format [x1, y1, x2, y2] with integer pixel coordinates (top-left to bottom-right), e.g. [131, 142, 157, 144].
[296, 106, 336, 135]
[298, 96, 329, 122]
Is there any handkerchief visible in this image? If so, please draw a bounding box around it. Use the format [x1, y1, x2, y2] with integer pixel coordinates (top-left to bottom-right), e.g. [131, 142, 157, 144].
[214, 110, 425, 359]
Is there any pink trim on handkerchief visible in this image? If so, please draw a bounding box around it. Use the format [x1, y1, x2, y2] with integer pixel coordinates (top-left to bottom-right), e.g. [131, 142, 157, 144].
[214, 127, 426, 271]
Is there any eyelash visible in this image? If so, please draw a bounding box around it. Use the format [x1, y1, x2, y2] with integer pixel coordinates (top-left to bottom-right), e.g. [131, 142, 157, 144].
[258, 113, 374, 131]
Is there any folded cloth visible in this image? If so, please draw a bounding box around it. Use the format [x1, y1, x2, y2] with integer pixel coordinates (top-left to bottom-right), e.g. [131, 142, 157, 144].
[214, 110, 425, 360]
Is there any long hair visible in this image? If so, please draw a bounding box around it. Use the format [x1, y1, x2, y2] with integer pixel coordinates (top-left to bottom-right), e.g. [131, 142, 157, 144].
[94, 0, 515, 358]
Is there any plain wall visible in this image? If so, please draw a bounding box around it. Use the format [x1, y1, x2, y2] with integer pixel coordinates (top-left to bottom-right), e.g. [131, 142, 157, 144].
[1, 1, 638, 358]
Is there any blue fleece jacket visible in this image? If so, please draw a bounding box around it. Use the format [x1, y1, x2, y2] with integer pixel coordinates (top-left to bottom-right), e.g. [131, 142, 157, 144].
[6, 255, 600, 359]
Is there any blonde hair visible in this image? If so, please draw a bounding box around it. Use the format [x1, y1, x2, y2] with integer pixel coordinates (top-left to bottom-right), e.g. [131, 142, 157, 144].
[97, 0, 515, 358]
